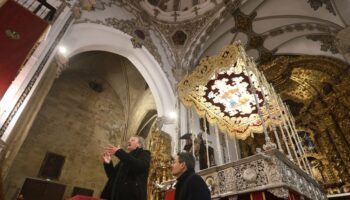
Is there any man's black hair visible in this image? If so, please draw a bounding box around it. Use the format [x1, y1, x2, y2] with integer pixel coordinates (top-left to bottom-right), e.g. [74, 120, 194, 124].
[177, 152, 195, 170]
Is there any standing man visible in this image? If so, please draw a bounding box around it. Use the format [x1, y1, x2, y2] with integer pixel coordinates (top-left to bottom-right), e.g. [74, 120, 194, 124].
[172, 152, 211, 200]
[101, 136, 151, 200]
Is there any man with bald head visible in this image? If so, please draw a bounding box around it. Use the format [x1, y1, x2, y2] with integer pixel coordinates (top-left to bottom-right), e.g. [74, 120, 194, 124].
[101, 136, 151, 200]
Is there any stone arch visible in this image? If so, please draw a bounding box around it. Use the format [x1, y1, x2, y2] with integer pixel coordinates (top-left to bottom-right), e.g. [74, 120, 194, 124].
[60, 23, 175, 119]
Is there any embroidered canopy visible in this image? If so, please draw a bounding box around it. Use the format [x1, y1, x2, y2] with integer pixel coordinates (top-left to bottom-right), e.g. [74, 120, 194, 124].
[177, 43, 278, 140]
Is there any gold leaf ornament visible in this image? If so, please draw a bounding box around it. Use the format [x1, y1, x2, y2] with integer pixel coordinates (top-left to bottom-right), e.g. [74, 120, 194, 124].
[5, 29, 20, 40]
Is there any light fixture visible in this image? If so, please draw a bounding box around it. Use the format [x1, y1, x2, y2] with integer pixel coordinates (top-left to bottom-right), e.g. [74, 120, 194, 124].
[58, 46, 67, 55]
[168, 111, 177, 121]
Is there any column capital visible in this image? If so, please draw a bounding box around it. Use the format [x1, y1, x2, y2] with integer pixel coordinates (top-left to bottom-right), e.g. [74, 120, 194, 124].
[54, 53, 69, 78]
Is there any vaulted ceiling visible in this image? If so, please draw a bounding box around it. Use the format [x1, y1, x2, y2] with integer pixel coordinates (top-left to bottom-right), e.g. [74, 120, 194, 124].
[133, 1, 350, 189]
[69, 0, 350, 190]
[130, 0, 350, 116]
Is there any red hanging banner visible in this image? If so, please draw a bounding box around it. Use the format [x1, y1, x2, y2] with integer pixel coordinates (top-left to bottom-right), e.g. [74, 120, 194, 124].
[0, 0, 49, 99]
[69, 195, 102, 200]
[288, 191, 301, 200]
[250, 191, 266, 200]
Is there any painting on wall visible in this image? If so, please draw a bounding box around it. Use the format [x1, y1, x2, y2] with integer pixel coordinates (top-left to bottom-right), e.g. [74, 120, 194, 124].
[38, 152, 65, 180]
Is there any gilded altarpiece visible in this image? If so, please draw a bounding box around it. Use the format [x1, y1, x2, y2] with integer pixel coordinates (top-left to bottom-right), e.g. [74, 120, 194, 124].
[147, 126, 173, 200]
[259, 55, 350, 194]
[176, 43, 327, 199]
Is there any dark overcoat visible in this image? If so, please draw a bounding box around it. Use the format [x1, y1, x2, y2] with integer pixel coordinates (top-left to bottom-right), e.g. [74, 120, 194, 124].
[174, 169, 211, 200]
[101, 148, 151, 200]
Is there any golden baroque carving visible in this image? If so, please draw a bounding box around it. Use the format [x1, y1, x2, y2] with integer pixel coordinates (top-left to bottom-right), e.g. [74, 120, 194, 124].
[259, 55, 350, 193]
[147, 126, 172, 200]
[177, 43, 278, 140]
[260, 55, 347, 105]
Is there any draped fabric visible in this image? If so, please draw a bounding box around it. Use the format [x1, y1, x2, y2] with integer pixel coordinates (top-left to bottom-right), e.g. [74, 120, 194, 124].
[0, 0, 48, 99]
[69, 195, 101, 200]
[177, 43, 276, 140]
[165, 189, 175, 200]
[288, 191, 300, 200]
[250, 191, 266, 200]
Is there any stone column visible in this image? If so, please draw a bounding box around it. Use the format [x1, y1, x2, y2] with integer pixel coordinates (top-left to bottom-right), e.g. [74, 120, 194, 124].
[55, 53, 69, 78]
[2, 58, 60, 179]
[172, 67, 187, 153]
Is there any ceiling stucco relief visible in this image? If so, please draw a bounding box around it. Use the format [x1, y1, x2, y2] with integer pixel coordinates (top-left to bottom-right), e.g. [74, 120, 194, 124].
[70, 0, 245, 83]
[336, 27, 350, 54]
[130, 0, 243, 71]
[306, 34, 339, 54]
[306, 0, 336, 15]
[75, 17, 165, 71]
[69, 0, 350, 88]
[153, 5, 236, 68]
[228, 9, 276, 63]
[204, 0, 346, 61]
[138, 0, 225, 22]
[256, 0, 344, 25]
[72, 1, 179, 84]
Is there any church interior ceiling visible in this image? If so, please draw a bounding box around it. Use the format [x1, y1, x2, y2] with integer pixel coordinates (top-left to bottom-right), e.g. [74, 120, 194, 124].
[128, 0, 350, 193]
[3, 0, 349, 196]
[69, 0, 350, 194]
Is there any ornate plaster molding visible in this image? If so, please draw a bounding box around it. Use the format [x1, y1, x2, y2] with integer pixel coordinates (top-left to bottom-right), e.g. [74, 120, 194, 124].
[306, 0, 336, 16]
[197, 149, 327, 200]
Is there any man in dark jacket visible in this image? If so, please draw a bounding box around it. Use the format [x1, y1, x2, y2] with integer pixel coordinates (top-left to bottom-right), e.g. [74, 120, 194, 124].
[172, 152, 211, 200]
[101, 136, 151, 200]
